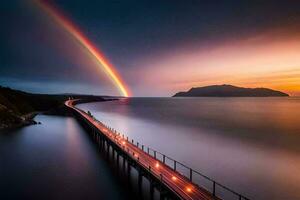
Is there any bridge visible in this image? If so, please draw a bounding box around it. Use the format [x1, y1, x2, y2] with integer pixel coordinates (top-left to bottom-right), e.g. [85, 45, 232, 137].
[65, 99, 249, 200]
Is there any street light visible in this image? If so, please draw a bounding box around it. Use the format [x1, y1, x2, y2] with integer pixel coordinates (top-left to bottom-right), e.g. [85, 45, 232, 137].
[172, 176, 177, 181]
[186, 187, 192, 193]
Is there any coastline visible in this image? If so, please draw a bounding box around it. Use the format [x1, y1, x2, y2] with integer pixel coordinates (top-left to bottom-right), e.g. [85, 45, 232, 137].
[0, 106, 72, 131]
[0, 112, 38, 130]
[0, 96, 116, 131]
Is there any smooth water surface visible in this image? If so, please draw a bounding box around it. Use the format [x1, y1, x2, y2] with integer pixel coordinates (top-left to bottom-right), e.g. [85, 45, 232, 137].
[78, 97, 300, 200]
[0, 115, 129, 200]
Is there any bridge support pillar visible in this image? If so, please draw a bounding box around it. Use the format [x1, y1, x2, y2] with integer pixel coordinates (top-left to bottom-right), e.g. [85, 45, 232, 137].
[97, 135, 100, 148]
[123, 156, 126, 172]
[99, 135, 102, 150]
[112, 148, 115, 161]
[117, 153, 120, 167]
[106, 142, 110, 159]
[127, 162, 131, 189]
[150, 180, 154, 200]
[160, 191, 167, 200]
[138, 172, 143, 198]
[101, 137, 104, 150]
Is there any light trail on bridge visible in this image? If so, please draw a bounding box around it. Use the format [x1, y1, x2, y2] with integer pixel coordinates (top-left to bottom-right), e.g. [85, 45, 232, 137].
[65, 99, 217, 200]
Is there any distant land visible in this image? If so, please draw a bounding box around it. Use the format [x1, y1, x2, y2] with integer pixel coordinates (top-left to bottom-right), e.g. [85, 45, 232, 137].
[0, 86, 105, 130]
[173, 84, 289, 97]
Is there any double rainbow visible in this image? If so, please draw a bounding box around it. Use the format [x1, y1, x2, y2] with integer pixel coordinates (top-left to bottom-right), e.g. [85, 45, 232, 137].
[35, 0, 130, 97]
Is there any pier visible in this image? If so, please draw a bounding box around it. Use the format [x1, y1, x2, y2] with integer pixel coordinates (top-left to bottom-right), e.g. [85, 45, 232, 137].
[65, 99, 249, 200]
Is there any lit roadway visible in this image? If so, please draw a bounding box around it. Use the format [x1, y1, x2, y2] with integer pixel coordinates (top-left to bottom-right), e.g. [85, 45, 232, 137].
[65, 99, 216, 200]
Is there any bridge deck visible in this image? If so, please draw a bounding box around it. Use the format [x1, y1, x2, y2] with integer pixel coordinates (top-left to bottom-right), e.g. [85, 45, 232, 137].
[66, 100, 217, 200]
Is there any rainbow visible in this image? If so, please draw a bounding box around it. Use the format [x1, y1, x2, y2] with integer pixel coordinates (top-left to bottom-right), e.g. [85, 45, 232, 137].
[35, 0, 130, 97]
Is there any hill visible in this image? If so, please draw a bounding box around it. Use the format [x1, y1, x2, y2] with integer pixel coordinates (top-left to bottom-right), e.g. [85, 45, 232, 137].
[173, 84, 289, 97]
[0, 86, 104, 130]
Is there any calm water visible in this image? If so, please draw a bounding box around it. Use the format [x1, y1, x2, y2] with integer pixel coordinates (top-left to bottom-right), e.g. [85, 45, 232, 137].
[0, 115, 130, 200]
[78, 97, 300, 200]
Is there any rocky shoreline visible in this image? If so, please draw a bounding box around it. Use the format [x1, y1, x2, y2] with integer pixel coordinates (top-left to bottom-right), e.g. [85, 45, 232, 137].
[0, 86, 109, 131]
[0, 110, 39, 130]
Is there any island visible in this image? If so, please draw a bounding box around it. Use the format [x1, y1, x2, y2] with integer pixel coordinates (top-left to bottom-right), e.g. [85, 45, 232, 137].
[173, 84, 289, 97]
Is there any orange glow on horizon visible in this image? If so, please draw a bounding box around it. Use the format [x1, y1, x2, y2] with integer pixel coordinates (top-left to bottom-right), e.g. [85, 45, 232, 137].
[35, 0, 130, 97]
[138, 29, 300, 96]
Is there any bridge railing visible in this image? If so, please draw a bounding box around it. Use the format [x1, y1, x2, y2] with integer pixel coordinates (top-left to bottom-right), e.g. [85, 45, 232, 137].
[141, 146, 249, 200]
[77, 108, 249, 200]
[99, 126, 250, 200]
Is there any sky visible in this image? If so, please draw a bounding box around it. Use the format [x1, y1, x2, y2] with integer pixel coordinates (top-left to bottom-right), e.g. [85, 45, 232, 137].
[1, 0, 300, 96]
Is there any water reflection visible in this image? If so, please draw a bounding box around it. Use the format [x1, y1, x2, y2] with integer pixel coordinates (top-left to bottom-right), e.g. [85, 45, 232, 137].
[0, 115, 130, 200]
[78, 97, 300, 200]
[64, 117, 91, 173]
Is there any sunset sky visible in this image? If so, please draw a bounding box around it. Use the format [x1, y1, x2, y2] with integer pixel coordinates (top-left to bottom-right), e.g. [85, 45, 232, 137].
[1, 0, 300, 96]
